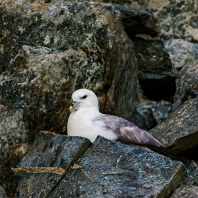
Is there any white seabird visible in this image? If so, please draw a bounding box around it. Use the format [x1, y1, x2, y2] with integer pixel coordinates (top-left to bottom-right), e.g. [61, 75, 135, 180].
[67, 88, 161, 147]
[67, 88, 188, 163]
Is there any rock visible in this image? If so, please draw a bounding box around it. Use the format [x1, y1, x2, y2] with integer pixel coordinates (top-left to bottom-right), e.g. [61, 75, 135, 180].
[132, 103, 156, 130]
[173, 59, 198, 110]
[0, 0, 141, 131]
[164, 39, 198, 69]
[0, 0, 140, 193]
[150, 98, 198, 155]
[0, 106, 29, 196]
[164, 39, 198, 110]
[14, 133, 187, 197]
[133, 38, 176, 102]
[0, 186, 8, 198]
[17, 173, 62, 198]
[171, 162, 198, 198]
[91, 0, 198, 43]
[152, 101, 172, 124]
[90, 2, 159, 37]
[17, 131, 90, 168]
[14, 131, 90, 197]
[134, 38, 175, 81]
[49, 136, 186, 198]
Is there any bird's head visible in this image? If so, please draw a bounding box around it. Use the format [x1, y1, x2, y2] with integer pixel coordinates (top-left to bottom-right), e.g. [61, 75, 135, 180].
[69, 89, 99, 112]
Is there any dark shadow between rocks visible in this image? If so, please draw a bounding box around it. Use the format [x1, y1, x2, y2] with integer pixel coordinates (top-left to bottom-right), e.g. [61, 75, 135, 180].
[139, 79, 176, 102]
[180, 145, 198, 161]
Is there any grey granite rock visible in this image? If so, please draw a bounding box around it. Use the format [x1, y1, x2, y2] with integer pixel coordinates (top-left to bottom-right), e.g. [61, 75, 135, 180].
[164, 39, 198, 69]
[150, 98, 198, 155]
[0, 0, 140, 193]
[171, 162, 198, 198]
[17, 131, 90, 168]
[152, 101, 172, 124]
[17, 173, 61, 198]
[134, 38, 175, 81]
[0, 186, 8, 198]
[164, 39, 198, 110]
[173, 59, 198, 110]
[132, 103, 156, 130]
[0, 106, 29, 196]
[90, 2, 159, 37]
[133, 38, 176, 102]
[49, 136, 186, 198]
[14, 131, 90, 198]
[90, 0, 198, 43]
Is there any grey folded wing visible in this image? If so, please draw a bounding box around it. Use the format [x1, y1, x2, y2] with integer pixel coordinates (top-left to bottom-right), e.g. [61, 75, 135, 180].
[94, 114, 161, 147]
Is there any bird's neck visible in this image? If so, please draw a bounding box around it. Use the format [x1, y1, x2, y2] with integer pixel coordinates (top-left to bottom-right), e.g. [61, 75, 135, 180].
[82, 106, 99, 111]
[75, 107, 100, 113]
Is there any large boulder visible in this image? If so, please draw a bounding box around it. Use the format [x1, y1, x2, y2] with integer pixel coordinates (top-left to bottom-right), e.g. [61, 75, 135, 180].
[14, 132, 186, 198]
[165, 39, 198, 110]
[171, 162, 198, 198]
[0, 0, 141, 194]
[14, 131, 90, 197]
[91, 2, 159, 38]
[0, 186, 8, 198]
[133, 38, 176, 102]
[151, 101, 172, 125]
[150, 98, 198, 156]
[90, 0, 198, 43]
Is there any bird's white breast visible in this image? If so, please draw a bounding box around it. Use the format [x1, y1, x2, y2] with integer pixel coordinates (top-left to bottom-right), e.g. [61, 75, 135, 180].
[67, 108, 117, 143]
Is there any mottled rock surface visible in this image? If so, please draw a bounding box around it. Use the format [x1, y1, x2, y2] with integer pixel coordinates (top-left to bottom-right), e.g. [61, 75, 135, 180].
[0, 0, 140, 194]
[132, 103, 156, 130]
[0, 107, 29, 196]
[171, 162, 198, 198]
[91, 2, 159, 37]
[150, 98, 198, 155]
[91, 0, 198, 43]
[165, 39, 198, 69]
[0, 186, 8, 198]
[49, 136, 186, 198]
[17, 131, 90, 168]
[133, 38, 176, 102]
[134, 38, 175, 81]
[165, 39, 198, 110]
[14, 131, 90, 198]
[152, 101, 172, 124]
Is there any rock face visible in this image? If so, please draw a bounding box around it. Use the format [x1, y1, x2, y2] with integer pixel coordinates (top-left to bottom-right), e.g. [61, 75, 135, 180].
[165, 39, 198, 69]
[165, 39, 198, 110]
[91, 3, 159, 38]
[0, 0, 139, 133]
[14, 132, 186, 198]
[171, 162, 198, 198]
[0, 0, 142, 194]
[1, 0, 197, 197]
[151, 101, 172, 125]
[90, 0, 198, 43]
[0, 186, 8, 198]
[150, 98, 198, 155]
[133, 38, 176, 102]
[132, 103, 156, 130]
[14, 131, 90, 197]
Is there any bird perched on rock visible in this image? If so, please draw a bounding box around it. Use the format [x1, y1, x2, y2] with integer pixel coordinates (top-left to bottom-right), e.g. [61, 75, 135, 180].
[67, 88, 187, 163]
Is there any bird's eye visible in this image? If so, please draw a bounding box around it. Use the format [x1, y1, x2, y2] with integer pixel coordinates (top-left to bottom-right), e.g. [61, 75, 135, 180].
[81, 95, 87, 99]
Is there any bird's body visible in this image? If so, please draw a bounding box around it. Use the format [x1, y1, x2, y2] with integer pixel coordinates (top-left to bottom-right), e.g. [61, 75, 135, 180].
[67, 88, 161, 147]
[68, 108, 117, 142]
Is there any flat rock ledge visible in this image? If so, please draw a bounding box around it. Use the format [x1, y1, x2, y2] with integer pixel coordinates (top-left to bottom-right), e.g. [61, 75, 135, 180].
[13, 131, 186, 198]
[150, 98, 198, 155]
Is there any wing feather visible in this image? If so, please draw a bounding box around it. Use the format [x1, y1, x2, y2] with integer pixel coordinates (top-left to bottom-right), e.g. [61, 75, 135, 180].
[94, 114, 161, 147]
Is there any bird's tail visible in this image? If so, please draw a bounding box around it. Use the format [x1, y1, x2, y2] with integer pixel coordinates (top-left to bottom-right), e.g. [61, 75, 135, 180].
[148, 145, 189, 164]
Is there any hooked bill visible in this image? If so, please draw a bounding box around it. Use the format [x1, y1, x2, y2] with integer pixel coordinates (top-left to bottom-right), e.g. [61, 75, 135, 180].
[69, 106, 73, 113]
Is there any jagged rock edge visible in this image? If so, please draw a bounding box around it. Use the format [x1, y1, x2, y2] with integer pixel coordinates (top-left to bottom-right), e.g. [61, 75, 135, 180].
[28, 137, 91, 198]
